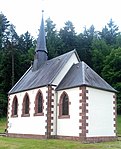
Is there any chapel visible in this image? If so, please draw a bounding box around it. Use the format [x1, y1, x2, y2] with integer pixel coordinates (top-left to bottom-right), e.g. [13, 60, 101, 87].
[7, 12, 117, 143]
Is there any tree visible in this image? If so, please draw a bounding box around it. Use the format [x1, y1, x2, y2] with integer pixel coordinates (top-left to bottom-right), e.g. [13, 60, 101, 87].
[77, 25, 97, 67]
[116, 33, 121, 48]
[0, 14, 11, 117]
[6, 24, 19, 86]
[0, 12, 10, 49]
[18, 31, 33, 53]
[59, 21, 77, 54]
[100, 19, 119, 45]
[45, 18, 61, 59]
[17, 31, 35, 78]
[92, 39, 111, 75]
[102, 48, 121, 114]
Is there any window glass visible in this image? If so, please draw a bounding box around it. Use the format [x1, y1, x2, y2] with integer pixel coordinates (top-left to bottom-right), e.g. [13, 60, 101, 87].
[62, 94, 69, 115]
[25, 95, 29, 114]
[14, 98, 18, 115]
[37, 92, 42, 113]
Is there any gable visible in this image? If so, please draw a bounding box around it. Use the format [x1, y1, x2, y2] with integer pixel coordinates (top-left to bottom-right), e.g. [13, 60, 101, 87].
[56, 61, 116, 92]
[52, 51, 79, 85]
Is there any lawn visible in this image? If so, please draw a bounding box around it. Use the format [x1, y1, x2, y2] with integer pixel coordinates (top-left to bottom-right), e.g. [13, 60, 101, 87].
[0, 115, 120, 149]
[0, 117, 6, 133]
[0, 137, 121, 149]
[117, 115, 121, 136]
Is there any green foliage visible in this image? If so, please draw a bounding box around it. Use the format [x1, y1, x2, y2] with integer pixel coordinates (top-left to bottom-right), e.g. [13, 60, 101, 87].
[59, 21, 77, 54]
[45, 18, 60, 59]
[0, 137, 121, 149]
[117, 115, 121, 136]
[92, 39, 111, 74]
[0, 93, 7, 117]
[100, 19, 119, 45]
[0, 117, 6, 132]
[77, 25, 97, 67]
[102, 48, 121, 114]
[102, 48, 121, 85]
[0, 12, 10, 49]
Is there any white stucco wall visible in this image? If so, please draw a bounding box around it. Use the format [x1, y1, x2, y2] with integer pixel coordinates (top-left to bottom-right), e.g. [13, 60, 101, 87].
[57, 88, 81, 137]
[52, 53, 79, 85]
[8, 87, 48, 135]
[86, 87, 116, 137]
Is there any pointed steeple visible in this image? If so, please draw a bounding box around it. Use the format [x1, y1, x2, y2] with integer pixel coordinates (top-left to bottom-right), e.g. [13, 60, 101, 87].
[36, 10, 47, 53]
[33, 10, 48, 71]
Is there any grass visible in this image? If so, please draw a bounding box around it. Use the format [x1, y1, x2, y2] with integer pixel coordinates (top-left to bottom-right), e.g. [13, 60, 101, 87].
[0, 137, 121, 149]
[0, 115, 120, 149]
[117, 115, 121, 136]
[0, 117, 6, 133]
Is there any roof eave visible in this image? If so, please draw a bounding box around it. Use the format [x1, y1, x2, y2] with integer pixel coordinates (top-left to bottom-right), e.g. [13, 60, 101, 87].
[56, 84, 117, 93]
[8, 84, 48, 95]
[8, 83, 58, 95]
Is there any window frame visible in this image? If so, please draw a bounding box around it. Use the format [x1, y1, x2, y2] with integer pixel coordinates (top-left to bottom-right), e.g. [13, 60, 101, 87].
[11, 95, 18, 117]
[58, 91, 71, 119]
[21, 93, 30, 117]
[34, 90, 44, 116]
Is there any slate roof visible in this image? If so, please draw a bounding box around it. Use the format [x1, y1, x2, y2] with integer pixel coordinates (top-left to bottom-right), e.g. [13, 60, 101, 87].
[56, 61, 116, 92]
[9, 50, 77, 94]
[35, 12, 47, 53]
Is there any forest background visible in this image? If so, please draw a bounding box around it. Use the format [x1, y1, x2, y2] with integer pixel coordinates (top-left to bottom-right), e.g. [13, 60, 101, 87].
[0, 12, 121, 117]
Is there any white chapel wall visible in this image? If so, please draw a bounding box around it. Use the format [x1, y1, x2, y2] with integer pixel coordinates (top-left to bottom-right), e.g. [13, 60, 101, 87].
[52, 53, 79, 86]
[8, 87, 47, 135]
[57, 87, 81, 137]
[86, 87, 116, 137]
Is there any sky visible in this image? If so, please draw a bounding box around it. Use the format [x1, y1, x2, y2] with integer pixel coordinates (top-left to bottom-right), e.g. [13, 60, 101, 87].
[0, 0, 121, 37]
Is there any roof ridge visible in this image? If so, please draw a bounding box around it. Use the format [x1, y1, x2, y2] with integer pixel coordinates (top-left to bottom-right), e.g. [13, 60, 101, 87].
[48, 50, 75, 61]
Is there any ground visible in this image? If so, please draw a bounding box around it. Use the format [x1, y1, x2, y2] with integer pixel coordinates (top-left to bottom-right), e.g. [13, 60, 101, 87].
[0, 137, 121, 149]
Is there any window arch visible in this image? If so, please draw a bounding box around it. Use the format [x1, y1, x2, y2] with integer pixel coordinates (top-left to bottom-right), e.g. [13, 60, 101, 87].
[11, 95, 18, 117]
[58, 91, 71, 119]
[22, 93, 30, 117]
[34, 90, 44, 116]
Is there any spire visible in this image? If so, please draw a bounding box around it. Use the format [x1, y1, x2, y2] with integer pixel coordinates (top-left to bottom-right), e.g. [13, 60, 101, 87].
[35, 10, 47, 53]
[32, 10, 48, 71]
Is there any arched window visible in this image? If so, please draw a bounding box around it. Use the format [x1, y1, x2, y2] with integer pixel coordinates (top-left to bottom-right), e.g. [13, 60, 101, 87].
[62, 94, 69, 115]
[22, 93, 30, 117]
[11, 96, 18, 117]
[58, 92, 71, 119]
[34, 90, 44, 116]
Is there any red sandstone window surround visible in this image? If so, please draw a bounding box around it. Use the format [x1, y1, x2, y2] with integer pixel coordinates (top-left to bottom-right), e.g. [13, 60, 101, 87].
[34, 90, 44, 116]
[21, 93, 30, 117]
[58, 91, 71, 119]
[11, 95, 18, 117]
